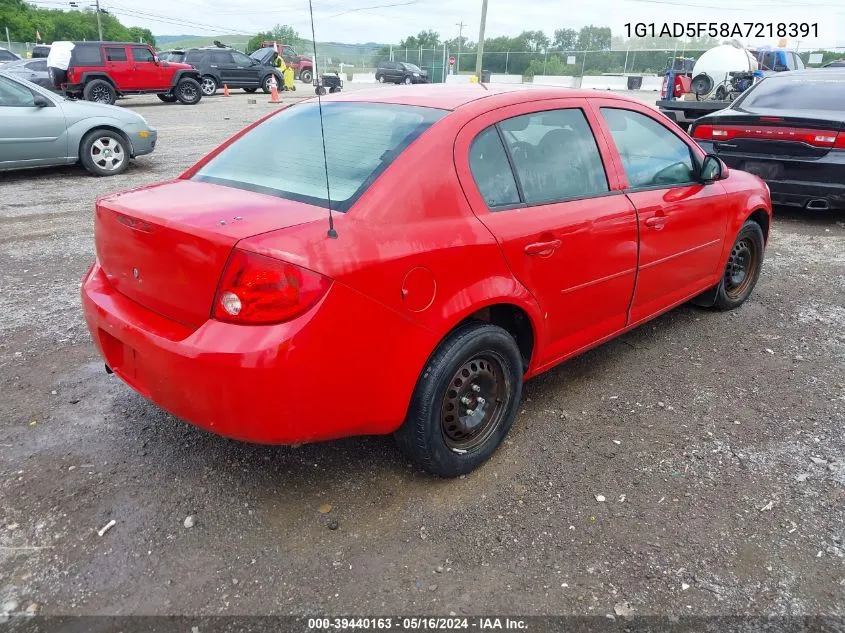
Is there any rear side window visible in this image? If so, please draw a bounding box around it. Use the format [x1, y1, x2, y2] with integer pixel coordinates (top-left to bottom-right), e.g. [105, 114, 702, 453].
[499, 109, 609, 204]
[601, 108, 694, 188]
[737, 76, 843, 111]
[72, 45, 103, 65]
[27, 60, 47, 71]
[131, 47, 155, 62]
[193, 102, 446, 212]
[185, 50, 204, 64]
[469, 127, 520, 208]
[105, 47, 127, 62]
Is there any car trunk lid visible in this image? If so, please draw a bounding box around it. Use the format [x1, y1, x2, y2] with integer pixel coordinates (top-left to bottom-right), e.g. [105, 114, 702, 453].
[94, 179, 327, 329]
[694, 112, 844, 158]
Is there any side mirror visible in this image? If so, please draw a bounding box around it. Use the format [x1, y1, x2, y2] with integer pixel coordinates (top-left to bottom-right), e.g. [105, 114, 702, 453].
[700, 154, 724, 182]
[153, 55, 161, 65]
[33, 95, 51, 107]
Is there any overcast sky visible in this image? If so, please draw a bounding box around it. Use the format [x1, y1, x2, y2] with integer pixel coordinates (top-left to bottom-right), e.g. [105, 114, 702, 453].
[105, 0, 844, 49]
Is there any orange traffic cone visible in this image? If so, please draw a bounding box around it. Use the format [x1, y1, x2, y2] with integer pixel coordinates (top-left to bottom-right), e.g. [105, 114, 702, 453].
[269, 76, 280, 103]
[223, 84, 230, 97]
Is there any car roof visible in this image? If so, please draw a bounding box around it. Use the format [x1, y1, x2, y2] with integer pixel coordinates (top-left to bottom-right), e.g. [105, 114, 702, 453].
[326, 83, 649, 111]
[765, 68, 845, 80]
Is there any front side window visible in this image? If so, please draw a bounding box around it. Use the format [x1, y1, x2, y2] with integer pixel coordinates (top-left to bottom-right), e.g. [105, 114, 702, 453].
[28, 60, 47, 72]
[0, 76, 36, 107]
[131, 47, 155, 63]
[469, 127, 520, 208]
[105, 47, 127, 62]
[232, 52, 253, 66]
[193, 102, 446, 211]
[499, 109, 609, 204]
[601, 108, 695, 188]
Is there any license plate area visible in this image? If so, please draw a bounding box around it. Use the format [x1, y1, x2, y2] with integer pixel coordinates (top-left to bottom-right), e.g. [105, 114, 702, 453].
[98, 329, 150, 397]
[742, 161, 784, 180]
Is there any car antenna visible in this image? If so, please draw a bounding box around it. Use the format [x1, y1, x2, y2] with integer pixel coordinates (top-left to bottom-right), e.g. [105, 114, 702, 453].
[308, 0, 338, 239]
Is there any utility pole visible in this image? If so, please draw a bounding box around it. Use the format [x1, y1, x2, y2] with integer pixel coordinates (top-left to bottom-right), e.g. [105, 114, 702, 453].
[474, 0, 488, 81]
[95, 0, 103, 41]
[455, 20, 466, 73]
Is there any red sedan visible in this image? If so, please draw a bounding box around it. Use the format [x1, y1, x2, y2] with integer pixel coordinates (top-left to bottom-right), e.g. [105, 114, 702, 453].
[81, 85, 771, 477]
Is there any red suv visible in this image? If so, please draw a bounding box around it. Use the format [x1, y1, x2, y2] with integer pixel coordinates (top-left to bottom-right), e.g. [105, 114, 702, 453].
[50, 41, 202, 105]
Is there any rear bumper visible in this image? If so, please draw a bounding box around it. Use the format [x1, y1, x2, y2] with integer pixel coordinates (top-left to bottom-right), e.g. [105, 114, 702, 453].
[81, 262, 436, 444]
[700, 142, 845, 211]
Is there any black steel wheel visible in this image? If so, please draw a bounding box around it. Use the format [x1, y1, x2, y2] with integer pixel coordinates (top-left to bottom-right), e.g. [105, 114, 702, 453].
[395, 322, 523, 477]
[713, 220, 765, 310]
[440, 353, 508, 453]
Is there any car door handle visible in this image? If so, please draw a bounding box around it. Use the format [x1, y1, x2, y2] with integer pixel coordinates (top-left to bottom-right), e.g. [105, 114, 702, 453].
[645, 216, 667, 230]
[524, 239, 562, 256]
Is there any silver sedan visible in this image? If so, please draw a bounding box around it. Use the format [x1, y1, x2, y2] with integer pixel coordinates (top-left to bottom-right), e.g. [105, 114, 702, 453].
[0, 71, 157, 176]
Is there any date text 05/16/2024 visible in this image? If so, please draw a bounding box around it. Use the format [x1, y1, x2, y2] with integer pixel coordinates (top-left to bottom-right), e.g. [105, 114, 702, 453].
[307, 618, 528, 630]
[623, 22, 819, 38]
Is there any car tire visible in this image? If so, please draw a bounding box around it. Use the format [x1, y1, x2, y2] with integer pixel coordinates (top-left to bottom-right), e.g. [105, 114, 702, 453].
[394, 322, 523, 478]
[376, 74, 385, 83]
[243, 87, 258, 93]
[83, 79, 116, 105]
[79, 129, 129, 177]
[157, 92, 177, 103]
[199, 75, 218, 96]
[262, 74, 277, 93]
[175, 77, 202, 105]
[299, 68, 313, 83]
[712, 220, 765, 310]
[403, 76, 412, 85]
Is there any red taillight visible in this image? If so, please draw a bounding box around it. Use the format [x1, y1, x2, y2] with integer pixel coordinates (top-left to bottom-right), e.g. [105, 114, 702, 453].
[692, 124, 844, 149]
[674, 76, 684, 97]
[660, 75, 668, 98]
[212, 249, 331, 325]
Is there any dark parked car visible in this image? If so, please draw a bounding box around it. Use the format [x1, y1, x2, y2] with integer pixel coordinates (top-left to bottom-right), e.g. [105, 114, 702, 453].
[822, 59, 845, 68]
[375, 61, 429, 84]
[182, 46, 282, 96]
[160, 49, 186, 63]
[691, 68, 845, 211]
[0, 47, 21, 67]
[2, 58, 54, 90]
[31, 44, 50, 59]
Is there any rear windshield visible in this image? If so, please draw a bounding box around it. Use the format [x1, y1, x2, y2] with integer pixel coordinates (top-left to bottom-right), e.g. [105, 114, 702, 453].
[193, 102, 446, 212]
[736, 75, 844, 111]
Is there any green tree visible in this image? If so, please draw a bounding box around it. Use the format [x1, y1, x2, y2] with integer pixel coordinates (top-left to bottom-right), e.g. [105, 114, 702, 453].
[552, 28, 578, 50]
[246, 24, 302, 54]
[399, 30, 440, 49]
[576, 25, 612, 50]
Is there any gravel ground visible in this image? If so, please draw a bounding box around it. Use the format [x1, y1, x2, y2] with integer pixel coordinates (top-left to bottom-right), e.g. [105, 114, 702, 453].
[1, 85, 844, 619]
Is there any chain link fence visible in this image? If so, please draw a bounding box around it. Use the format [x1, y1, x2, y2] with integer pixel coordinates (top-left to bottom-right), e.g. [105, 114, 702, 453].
[375, 46, 845, 81]
[3, 42, 42, 57]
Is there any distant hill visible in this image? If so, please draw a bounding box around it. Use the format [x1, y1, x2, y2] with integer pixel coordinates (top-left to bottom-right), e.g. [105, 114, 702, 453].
[154, 34, 386, 64]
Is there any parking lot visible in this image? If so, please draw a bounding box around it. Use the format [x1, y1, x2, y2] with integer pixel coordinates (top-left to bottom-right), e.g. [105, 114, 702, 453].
[1, 84, 844, 617]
